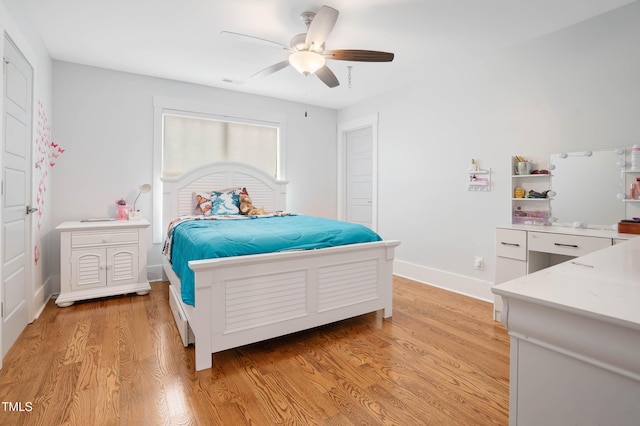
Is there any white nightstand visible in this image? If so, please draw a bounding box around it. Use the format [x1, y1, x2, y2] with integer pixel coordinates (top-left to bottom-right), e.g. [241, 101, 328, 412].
[56, 219, 151, 307]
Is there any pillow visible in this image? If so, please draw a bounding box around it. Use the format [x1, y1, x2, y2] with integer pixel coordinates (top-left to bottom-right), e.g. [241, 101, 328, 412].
[192, 192, 211, 215]
[205, 187, 242, 216]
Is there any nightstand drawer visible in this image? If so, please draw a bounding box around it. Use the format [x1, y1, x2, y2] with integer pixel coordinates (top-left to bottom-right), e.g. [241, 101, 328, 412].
[496, 229, 527, 261]
[71, 231, 138, 247]
[528, 232, 611, 257]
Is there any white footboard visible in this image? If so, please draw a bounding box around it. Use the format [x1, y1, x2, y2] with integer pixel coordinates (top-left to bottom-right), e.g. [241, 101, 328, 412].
[183, 240, 399, 371]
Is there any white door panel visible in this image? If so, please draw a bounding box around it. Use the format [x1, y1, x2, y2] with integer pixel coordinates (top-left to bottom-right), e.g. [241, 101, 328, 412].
[351, 157, 372, 175]
[6, 113, 27, 157]
[346, 127, 373, 229]
[350, 205, 372, 224]
[4, 168, 25, 206]
[4, 220, 25, 262]
[6, 67, 27, 106]
[351, 181, 372, 199]
[4, 266, 25, 316]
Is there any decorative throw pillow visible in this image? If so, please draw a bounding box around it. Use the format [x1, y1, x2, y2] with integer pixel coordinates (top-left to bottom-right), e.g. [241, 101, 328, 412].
[193, 192, 211, 215]
[207, 188, 242, 215]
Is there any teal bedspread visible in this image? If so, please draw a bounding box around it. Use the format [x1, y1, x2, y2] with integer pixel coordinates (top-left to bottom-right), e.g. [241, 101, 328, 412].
[167, 215, 382, 306]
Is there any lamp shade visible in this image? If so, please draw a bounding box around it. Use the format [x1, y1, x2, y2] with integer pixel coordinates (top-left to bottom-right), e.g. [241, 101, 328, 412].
[289, 51, 325, 75]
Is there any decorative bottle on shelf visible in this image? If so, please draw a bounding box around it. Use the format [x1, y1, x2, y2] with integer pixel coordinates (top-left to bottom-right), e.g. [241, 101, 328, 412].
[636, 177, 640, 200]
[631, 144, 640, 171]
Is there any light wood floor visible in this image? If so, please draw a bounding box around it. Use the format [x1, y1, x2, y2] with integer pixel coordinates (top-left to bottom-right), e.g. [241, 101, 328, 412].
[0, 277, 509, 425]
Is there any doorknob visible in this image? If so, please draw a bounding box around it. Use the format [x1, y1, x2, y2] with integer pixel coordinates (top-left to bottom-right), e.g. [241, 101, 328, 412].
[26, 206, 38, 215]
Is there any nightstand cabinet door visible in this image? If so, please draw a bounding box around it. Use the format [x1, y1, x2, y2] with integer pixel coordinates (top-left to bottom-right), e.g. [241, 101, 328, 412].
[70, 249, 107, 290]
[107, 245, 139, 286]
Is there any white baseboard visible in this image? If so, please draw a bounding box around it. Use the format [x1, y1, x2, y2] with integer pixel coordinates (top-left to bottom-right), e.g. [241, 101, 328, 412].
[394, 259, 494, 303]
[32, 275, 54, 321]
[147, 264, 167, 282]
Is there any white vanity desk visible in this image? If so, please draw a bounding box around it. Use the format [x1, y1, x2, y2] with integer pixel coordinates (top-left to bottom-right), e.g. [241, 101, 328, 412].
[493, 224, 635, 320]
[493, 231, 640, 425]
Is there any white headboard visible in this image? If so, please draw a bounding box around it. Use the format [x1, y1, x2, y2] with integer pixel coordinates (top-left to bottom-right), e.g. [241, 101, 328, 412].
[160, 162, 288, 234]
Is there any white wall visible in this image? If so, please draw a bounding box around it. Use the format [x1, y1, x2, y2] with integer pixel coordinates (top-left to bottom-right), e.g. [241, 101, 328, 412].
[50, 62, 338, 286]
[338, 2, 640, 300]
[0, 1, 54, 317]
[9, 0, 640, 304]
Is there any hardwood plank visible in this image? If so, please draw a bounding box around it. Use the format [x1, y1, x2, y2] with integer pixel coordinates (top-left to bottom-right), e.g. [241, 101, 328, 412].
[0, 277, 509, 425]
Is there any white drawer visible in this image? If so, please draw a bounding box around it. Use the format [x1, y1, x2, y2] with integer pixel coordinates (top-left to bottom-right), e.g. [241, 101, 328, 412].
[528, 231, 611, 257]
[169, 285, 194, 347]
[71, 230, 138, 247]
[496, 229, 527, 261]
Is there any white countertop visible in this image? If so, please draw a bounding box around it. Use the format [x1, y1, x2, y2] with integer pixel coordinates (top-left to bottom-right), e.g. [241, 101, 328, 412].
[493, 236, 640, 331]
[496, 223, 635, 240]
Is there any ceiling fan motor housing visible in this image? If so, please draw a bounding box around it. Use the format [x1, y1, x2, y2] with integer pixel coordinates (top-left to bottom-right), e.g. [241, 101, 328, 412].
[290, 33, 325, 52]
[290, 33, 307, 51]
[300, 11, 316, 28]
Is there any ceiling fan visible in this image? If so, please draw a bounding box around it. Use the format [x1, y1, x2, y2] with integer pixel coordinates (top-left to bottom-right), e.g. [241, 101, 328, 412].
[222, 5, 394, 88]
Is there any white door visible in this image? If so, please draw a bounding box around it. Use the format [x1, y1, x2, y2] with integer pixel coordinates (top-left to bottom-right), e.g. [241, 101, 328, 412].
[2, 36, 33, 360]
[345, 127, 374, 229]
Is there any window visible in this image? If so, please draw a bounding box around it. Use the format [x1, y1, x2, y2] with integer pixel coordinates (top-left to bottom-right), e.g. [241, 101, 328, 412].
[162, 113, 278, 178]
[152, 97, 285, 242]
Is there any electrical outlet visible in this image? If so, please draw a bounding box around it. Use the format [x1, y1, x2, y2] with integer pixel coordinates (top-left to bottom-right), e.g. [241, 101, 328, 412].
[474, 256, 484, 270]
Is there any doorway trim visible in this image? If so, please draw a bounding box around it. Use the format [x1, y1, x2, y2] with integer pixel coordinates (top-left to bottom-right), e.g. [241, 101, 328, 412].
[337, 113, 379, 231]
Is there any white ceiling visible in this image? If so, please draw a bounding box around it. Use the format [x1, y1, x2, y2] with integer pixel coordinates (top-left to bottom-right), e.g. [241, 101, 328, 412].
[12, 0, 636, 109]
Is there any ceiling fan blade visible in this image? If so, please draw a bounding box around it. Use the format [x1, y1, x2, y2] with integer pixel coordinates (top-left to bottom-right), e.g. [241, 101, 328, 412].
[315, 65, 339, 88]
[325, 49, 394, 62]
[251, 60, 290, 79]
[220, 31, 288, 50]
[305, 6, 339, 50]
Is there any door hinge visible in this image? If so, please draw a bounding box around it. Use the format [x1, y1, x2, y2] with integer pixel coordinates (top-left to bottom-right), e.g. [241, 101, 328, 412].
[1, 302, 3, 318]
[2, 57, 9, 75]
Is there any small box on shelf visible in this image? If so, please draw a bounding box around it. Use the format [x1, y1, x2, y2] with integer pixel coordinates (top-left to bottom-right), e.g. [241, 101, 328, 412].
[513, 208, 550, 226]
[618, 221, 640, 234]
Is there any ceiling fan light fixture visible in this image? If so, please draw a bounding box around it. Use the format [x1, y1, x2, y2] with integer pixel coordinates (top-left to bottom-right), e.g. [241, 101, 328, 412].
[289, 51, 325, 75]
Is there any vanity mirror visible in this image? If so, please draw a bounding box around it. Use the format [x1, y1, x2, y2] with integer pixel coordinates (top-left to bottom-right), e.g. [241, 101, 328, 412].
[549, 149, 625, 228]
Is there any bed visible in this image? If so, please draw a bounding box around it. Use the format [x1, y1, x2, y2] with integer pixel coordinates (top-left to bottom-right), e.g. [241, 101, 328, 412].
[161, 162, 400, 371]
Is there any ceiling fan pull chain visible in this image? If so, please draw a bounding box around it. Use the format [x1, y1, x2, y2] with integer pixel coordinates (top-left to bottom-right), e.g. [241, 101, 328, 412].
[347, 66, 353, 89]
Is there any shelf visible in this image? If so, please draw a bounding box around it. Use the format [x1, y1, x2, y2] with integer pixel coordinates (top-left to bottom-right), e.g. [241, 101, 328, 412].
[511, 155, 551, 225]
[623, 199, 640, 203]
[623, 170, 640, 174]
[468, 168, 491, 191]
